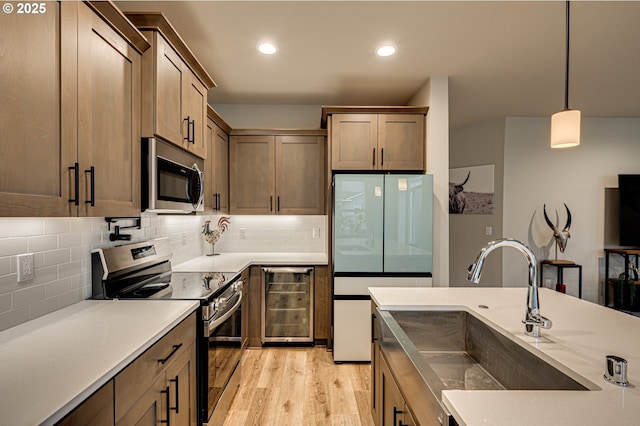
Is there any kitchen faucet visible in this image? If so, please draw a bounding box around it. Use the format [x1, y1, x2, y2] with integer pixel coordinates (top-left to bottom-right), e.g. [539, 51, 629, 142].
[467, 238, 552, 338]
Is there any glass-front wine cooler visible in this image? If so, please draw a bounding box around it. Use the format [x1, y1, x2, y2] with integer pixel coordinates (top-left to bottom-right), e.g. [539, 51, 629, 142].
[261, 267, 314, 343]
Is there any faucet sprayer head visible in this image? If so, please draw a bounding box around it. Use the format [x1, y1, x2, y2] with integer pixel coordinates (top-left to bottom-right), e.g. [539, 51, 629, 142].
[467, 262, 481, 284]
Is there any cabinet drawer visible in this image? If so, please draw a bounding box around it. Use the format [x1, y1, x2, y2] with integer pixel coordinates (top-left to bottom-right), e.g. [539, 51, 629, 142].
[114, 312, 196, 422]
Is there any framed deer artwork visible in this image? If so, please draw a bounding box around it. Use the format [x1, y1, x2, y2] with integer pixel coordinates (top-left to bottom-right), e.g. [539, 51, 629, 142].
[449, 164, 494, 214]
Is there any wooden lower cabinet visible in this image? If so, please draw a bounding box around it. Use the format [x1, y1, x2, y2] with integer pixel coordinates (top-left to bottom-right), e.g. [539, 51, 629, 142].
[115, 312, 197, 425]
[57, 381, 114, 426]
[314, 266, 331, 345]
[379, 353, 416, 426]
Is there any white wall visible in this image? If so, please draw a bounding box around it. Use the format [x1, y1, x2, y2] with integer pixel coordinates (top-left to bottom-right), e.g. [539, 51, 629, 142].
[503, 117, 640, 302]
[449, 119, 505, 287]
[407, 76, 450, 286]
[212, 104, 322, 128]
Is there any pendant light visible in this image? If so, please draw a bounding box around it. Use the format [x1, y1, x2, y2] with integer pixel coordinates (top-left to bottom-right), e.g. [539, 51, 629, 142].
[551, 1, 581, 148]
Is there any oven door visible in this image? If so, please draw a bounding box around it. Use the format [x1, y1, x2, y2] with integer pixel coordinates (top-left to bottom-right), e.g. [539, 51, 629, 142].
[203, 283, 244, 424]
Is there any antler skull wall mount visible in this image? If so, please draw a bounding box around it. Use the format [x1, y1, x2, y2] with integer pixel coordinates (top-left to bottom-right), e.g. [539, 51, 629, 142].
[543, 203, 572, 253]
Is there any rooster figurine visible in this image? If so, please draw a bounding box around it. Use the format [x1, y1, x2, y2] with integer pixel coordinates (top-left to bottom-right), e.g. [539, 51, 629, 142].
[202, 216, 230, 256]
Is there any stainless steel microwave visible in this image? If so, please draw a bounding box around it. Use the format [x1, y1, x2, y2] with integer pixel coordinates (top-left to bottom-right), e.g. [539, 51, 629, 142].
[142, 138, 204, 213]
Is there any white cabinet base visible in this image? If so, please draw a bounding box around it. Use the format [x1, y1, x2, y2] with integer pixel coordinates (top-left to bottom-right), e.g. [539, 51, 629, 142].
[333, 299, 372, 362]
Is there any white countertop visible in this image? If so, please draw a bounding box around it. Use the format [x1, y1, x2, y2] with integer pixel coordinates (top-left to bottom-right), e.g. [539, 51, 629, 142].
[173, 251, 328, 273]
[370, 287, 640, 426]
[0, 299, 199, 426]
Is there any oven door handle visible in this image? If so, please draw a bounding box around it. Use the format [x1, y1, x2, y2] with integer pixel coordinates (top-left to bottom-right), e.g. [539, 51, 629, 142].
[262, 267, 313, 274]
[207, 290, 243, 335]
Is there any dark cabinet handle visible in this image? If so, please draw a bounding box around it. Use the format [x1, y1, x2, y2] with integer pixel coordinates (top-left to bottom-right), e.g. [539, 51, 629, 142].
[393, 406, 403, 426]
[277, 196, 280, 212]
[381, 148, 384, 166]
[270, 196, 273, 211]
[372, 148, 376, 167]
[170, 376, 179, 413]
[216, 193, 221, 211]
[183, 116, 194, 143]
[371, 313, 377, 343]
[158, 343, 182, 365]
[68, 163, 79, 205]
[85, 166, 95, 206]
[160, 386, 171, 425]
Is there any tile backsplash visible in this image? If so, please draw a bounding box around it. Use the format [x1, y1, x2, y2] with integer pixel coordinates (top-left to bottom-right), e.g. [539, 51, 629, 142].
[0, 214, 326, 332]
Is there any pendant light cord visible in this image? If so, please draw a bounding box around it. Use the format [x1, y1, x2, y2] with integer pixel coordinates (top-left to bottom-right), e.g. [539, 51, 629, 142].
[564, 0, 571, 111]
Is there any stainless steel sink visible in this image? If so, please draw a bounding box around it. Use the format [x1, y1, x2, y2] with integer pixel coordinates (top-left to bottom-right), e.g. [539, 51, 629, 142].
[377, 309, 594, 425]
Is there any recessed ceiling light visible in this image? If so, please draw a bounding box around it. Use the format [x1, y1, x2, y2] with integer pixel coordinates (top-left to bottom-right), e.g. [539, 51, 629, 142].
[376, 45, 396, 57]
[258, 42, 278, 55]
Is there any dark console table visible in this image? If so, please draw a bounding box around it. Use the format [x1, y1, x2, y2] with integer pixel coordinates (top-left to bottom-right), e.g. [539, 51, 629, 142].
[540, 259, 582, 299]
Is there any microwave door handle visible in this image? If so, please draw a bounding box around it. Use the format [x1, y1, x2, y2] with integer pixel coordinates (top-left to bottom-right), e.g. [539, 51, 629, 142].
[207, 290, 243, 334]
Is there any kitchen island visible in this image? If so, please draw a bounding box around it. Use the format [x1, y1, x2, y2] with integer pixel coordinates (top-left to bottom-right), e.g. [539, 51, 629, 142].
[370, 287, 640, 426]
[0, 299, 199, 425]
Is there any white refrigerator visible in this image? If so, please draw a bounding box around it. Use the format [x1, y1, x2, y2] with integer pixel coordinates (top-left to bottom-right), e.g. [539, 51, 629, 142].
[332, 174, 433, 361]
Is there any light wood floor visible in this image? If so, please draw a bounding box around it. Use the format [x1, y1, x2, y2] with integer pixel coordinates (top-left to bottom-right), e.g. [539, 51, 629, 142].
[223, 347, 375, 426]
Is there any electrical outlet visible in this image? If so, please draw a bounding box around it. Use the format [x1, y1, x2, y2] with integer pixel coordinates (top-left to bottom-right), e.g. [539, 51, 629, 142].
[485, 226, 493, 236]
[239, 228, 246, 240]
[17, 253, 34, 282]
[312, 228, 320, 239]
[181, 232, 187, 246]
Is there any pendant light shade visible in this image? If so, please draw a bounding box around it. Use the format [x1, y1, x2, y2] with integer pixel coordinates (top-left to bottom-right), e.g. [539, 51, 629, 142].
[551, 109, 581, 148]
[551, 1, 580, 148]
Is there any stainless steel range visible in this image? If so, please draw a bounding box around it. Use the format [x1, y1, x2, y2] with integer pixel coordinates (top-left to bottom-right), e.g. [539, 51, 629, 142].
[91, 238, 245, 425]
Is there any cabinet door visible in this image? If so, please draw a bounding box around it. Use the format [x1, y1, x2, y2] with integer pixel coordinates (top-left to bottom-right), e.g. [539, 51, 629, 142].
[380, 354, 406, 426]
[276, 135, 325, 214]
[229, 135, 275, 214]
[165, 343, 197, 426]
[116, 373, 167, 426]
[155, 33, 186, 147]
[0, 2, 77, 216]
[76, 2, 141, 217]
[213, 123, 230, 213]
[314, 266, 330, 342]
[331, 114, 378, 170]
[378, 114, 425, 171]
[183, 73, 207, 159]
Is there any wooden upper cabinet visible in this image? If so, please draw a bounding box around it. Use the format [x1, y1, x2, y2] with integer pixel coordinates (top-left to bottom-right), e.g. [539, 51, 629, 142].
[184, 74, 208, 158]
[0, 1, 148, 217]
[331, 114, 378, 170]
[276, 135, 325, 215]
[324, 107, 428, 172]
[0, 2, 72, 216]
[125, 12, 216, 160]
[378, 114, 425, 171]
[77, 2, 142, 217]
[205, 108, 230, 213]
[229, 135, 276, 215]
[154, 34, 185, 145]
[230, 131, 326, 215]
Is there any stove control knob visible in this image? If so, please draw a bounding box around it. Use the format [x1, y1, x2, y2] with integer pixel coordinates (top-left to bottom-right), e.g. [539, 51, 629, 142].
[214, 297, 227, 311]
[233, 280, 243, 292]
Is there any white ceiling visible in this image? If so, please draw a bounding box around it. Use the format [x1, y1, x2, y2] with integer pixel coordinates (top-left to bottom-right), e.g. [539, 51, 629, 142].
[115, 1, 640, 128]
